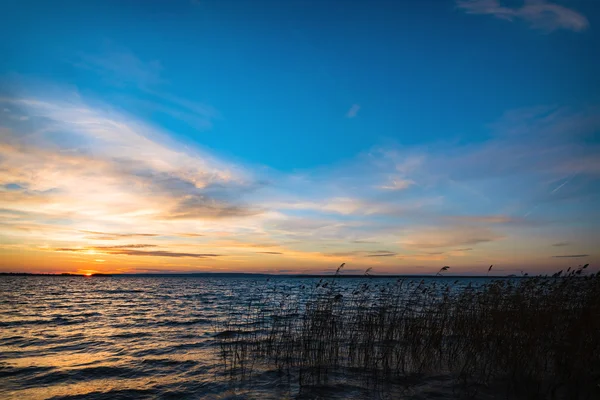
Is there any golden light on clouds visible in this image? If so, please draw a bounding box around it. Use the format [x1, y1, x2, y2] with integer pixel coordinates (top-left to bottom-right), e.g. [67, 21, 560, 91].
[1, 94, 598, 275]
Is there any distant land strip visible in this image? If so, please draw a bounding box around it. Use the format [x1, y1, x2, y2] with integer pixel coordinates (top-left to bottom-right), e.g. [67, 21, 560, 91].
[0, 272, 535, 278]
[0, 272, 113, 277]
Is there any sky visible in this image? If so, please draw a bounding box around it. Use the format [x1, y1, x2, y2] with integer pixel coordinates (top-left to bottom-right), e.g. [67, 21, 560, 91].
[1, 0, 599, 275]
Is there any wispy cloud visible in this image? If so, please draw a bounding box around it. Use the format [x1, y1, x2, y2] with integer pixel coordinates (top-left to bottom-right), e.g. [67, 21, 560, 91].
[444, 215, 531, 225]
[80, 230, 160, 240]
[400, 226, 504, 249]
[0, 96, 254, 224]
[165, 195, 261, 220]
[78, 47, 164, 88]
[457, 0, 589, 32]
[552, 254, 589, 258]
[365, 251, 397, 258]
[106, 249, 221, 258]
[93, 244, 157, 249]
[176, 233, 205, 238]
[346, 104, 360, 118]
[379, 179, 414, 191]
[551, 241, 570, 247]
[323, 250, 397, 258]
[54, 245, 221, 258]
[76, 45, 220, 130]
[1, 82, 599, 273]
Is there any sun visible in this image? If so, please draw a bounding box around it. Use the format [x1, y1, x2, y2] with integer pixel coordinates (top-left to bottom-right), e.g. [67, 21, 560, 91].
[85, 273, 92, 277]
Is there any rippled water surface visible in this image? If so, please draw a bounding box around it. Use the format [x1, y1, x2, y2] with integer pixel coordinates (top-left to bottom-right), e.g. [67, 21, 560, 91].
[1, 276, 493, 399]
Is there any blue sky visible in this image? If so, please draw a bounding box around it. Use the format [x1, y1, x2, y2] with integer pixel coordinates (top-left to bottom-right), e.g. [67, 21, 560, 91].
[1, 0, 599, 274]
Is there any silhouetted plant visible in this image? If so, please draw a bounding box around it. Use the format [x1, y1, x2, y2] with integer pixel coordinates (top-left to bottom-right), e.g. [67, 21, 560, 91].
[216, 265, 600, 399]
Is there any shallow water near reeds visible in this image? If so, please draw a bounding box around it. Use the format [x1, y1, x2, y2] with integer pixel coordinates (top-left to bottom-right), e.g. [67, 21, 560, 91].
[0, 275, 585, 399]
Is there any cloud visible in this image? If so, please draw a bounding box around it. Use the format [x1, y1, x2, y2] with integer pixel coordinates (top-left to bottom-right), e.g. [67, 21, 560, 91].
[92, 244, 157, 249]
[551, 254, 589, 258]
[55, 244, 151, 251]
[379, 179, 414, 191]
[80, 230, 205, 239]
[457, 0, 589, 32]
[246, 242, 282, 248]
[80, 230, 159, 240]
[54, 248, 89, 252]
[55, 244, 156, 251]
[551, 241, 570, 247]
[0, 96, 256, 225]
[270, 196, 439, 217]
[54, 246, 220, 258]
[1, 80, 599, 273]
[78, 46, 164, 88]
[76, 45, 220, 130]
[346, 104, 360, 118]
[444, 215, 531, 225]
[323, 250, 397, 258]
[176, 233, 205, 237]
[365, 251, 397, 257]
[127, 96, 219, 131]
[164, 194, 261, 220]
[400, 226, 503, 249]
[106, 249, 220, 258]
[267, 217, 367, 242]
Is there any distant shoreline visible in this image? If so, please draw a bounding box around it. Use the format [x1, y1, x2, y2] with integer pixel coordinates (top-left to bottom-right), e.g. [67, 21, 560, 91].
[0, 272, 113, 277]
[0, 272, 527, 278]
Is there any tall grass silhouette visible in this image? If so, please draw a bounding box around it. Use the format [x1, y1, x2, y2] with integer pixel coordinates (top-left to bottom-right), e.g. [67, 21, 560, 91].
[216, 264, 600, 398]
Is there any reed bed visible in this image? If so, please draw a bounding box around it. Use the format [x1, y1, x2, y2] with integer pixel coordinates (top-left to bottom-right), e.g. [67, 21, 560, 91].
[216, 265, 600, 399]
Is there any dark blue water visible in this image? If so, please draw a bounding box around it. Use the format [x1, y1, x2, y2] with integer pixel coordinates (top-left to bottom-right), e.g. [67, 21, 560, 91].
[1, 276, 496, 399]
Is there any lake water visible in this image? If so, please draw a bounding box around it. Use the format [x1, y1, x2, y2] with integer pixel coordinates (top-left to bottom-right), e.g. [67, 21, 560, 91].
[0, 275, 501, 399]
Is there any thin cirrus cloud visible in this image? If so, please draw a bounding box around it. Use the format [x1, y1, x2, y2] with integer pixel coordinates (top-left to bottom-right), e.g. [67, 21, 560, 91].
[399, 226, 504, 250]
[346, 104, 360, 118]
[551, 254, 589, 258]
[0, 96, 255, 224]
[77, 48, 165, 88]
[379, 179, 415, 191]
[1, 83, 599, 273]
[323, 250, 397, 258]
[79, 231, 160, 240]
[0, 92, 268, 271]
[104, 249, 221, 258]
[54, 245, 221, 258]
[76, 45, 220, 130]
[456, 0, 589, 32]
[90, 244, 158, 249]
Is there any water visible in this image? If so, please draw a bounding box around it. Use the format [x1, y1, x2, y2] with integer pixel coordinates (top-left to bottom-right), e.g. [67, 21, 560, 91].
[1, 275, 497, 399]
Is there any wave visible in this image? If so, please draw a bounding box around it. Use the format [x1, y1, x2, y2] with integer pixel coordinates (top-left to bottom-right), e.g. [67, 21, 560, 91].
[157, 318, 211, 326]
[0, 315, 87, 327]
[47, 388, 157, 400]
[108, 331, 152, 339]
[21, 365, 151, 387]
[0, 365, 55, 379]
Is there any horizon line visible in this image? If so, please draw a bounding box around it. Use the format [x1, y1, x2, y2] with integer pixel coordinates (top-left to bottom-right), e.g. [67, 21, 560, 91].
[0, 271, 552, 278]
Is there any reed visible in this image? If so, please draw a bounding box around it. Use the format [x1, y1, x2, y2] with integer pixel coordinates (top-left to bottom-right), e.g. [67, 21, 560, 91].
[216, 264, 600, 398]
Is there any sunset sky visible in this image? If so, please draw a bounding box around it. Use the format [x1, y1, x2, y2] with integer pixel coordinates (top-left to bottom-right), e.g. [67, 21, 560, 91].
[1, 0, 599, 275]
